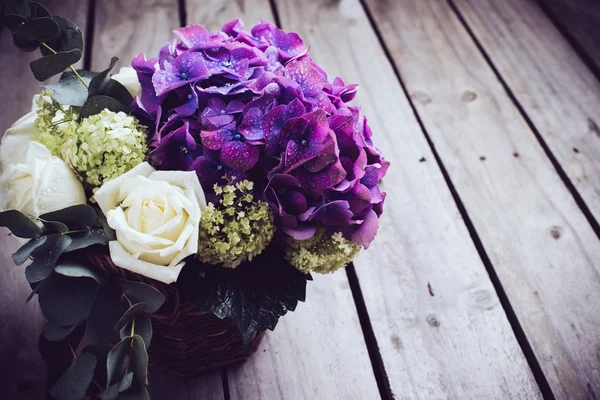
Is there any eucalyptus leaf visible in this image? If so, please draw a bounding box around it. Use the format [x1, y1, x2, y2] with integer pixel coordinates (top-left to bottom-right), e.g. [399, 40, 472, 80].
[38, 324, 85, 388]
[106, 337, 133, 388]
[0, 13, 26, 28]
[4, 0, 30, 18]
[0, 209, 42, 238]
[97, 384, 119, 400]
[42, 220, 69, 233]
[41, 15, 83, 56]
[42, 321, 77, 342]
[13, 236, 47, 265]
[15, 16, 58, 41]
[119, 315, 152, 350]
[55, 261, 106, 284]
[38, 272, 99, 325]
[29, 1, 52, 18]
[26, 280, 44, 303]
[64, 229, 108, 252]
[48, 352, 97, 400]
[25, 234, 72, 283]
[120, 382, 150, 400]
[13, 32, 38, 51]
[87, 283, 128, 346]
[41, 204, 98, 230]
[118, 371, 134, 393]
[114, 303, 145, 333]
[80, 95, 128, 119]
[88, 56, 119, 96]
[102, 79, 133, 107]
[128, 335, 148, 384]
[30, 48, 82, 81]
[46, 70, 95, 106]
[115, 279, 166, 314]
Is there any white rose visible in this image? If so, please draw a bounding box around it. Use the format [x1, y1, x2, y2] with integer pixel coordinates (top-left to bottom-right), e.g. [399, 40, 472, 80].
[112, 67, 141, 97]
[0, 102, 87, 217]
[94, 162, 206, 284]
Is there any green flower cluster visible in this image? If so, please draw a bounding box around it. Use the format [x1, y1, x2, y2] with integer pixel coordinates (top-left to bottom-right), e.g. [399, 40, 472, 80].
[198, 180, 275, 268]
[285, 228, 361, 274]
[34, 91, 147, 188]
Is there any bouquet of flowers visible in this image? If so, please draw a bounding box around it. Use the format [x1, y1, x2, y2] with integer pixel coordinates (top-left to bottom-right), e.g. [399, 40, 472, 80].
[0, 1, 388, 398]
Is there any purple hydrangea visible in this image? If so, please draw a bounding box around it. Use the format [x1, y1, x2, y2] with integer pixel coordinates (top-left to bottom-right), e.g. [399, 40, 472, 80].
[131, 19, 389, 248]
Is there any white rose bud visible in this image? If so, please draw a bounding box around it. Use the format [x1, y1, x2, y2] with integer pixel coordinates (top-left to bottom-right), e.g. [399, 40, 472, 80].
[112, 67, 141, 97]
[94, 162, 206, 284]
[0, 104, 87, 218]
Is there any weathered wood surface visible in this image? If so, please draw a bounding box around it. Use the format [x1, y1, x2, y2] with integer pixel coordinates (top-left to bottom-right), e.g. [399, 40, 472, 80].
[540, 0, 600, 73]
[275, 0, 541, 398]
[92, 0, 181, 71]
[0, 3, 88, 399]
[187, 0, 269, 31]
[454, 0, 600, 241]
[363, 0, 600, 397]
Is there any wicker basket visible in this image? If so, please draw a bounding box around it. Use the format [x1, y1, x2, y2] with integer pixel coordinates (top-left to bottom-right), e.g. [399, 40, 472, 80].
[86, 249, 265, 376]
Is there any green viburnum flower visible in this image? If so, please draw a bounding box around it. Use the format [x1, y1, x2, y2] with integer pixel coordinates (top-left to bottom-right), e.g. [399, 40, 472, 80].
[285, 227, 361, 274]
[34, 91, 147, 188]
[198, 179, 275, 268]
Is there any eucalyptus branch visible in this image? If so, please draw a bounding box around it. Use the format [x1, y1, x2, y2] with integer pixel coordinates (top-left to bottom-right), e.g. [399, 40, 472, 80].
[69, 342, 103, 391]
[40, 42, 88, 89]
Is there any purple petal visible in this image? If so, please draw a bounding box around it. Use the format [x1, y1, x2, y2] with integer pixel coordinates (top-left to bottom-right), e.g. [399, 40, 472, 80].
[238, 108, 264, 140]
[221, 141, 259, 171]
[352, 209, 379, 249]
[283, 224, 317, 240]
[174, 25, 227, 51]
[287, 60, 323, 97]
[200, 122, 235, 150]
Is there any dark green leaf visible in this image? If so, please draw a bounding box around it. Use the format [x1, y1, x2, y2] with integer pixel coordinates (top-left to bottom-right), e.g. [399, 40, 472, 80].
[46, 69, 95, 106]
[87, 282, 128, 346]
[119, 381, 150, 400]
[102, 79, 133, 107]
[181, 245, 310, 343]
[88, 56, 119, 97]
[0, 209, 42, 238]
[113, 302, 145, 333]
[42, 321, 77, 341]
[0, 13, 26, 28]
[4, 0, 30, 18]
[97, 209, 116, 242]
[15, 17, 58, 41]
[41, 204, 98, 230]
[48, 352, 97, 400]
[39, 324, 86, 390]
[97, 384, 119, 400]
[25, 234, 72, 283]
[106, 336, 133, 388]
[42, 220, 69, 233]
[38, 272, 99, 325]
[118, 371, 134, 393]
[80, 95, 128, 119]
[13, 31, 38, 51]
[55, 261, 106, 284]
[29, 1, 52, 18]
[128, 335, 148, 383]
[115, 279, 165, 314]
[30, 48, 82, 81]
[120, 315, 152, 350]
[41, 15, 82, 56]
[26, 279, 44, 303]
[13, 236, 47, 265]
[64, 229, 108, 252]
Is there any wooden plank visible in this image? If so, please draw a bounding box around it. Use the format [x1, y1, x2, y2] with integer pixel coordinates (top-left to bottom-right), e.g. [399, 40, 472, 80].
[453, 0, 600, 238]
[92, 0, 181, 71]
[540, 0, 600, 73]
[90, 0, 226, 398]
[184, 0, 380, 397]
[363, 0, 600, 397]
[274, 0, 542, 398]
[186, 0, 271, 30]
[0, 3, 88, 398]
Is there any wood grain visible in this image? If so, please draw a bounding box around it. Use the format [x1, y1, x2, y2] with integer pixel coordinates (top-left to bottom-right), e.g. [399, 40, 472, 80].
[274, 0, 542, 398]
[363, 0, 600, 397]
[453, 0, 600, 241]
[92, 0, 180, 71]
[540, 0, 600, 73]
[0, 2, 88, 398]
[186, 0, 271, 31]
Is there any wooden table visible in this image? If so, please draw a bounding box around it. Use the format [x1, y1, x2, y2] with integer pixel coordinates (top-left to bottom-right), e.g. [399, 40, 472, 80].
[1, 0, 599, 398]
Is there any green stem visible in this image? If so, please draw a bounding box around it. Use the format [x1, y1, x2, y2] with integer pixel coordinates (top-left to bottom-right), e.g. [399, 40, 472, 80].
[40, 42, 88, 89]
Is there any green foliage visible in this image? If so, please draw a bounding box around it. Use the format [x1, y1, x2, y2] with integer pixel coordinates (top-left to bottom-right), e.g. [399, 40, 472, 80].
[115, 279, 166, 314]
[30, 48, 82, 81]
[48, 352, 97, 400]
[0, 209, 43, 238]
[80, 95, 129, 119]
[183, 244, 311, 343]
